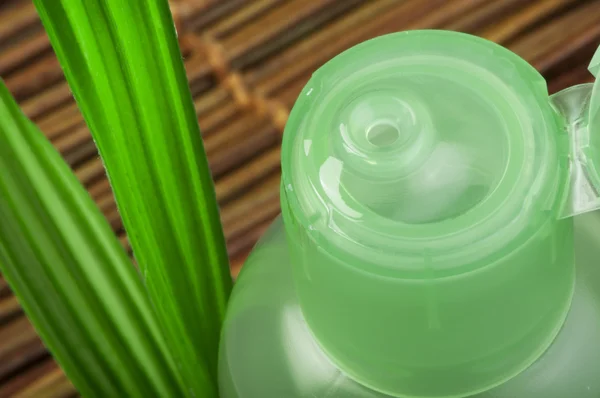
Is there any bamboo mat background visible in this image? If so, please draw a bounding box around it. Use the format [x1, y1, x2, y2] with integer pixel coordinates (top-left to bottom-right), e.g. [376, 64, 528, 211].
[0, 0, 599, 396]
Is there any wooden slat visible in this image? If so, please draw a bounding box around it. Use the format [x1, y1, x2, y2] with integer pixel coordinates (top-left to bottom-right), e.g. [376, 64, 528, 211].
[509, 0, 600, 66]
[221, 173, 281, 240]
[207, 0, 287, 39]
[216, 147, 281, 204]
[0, 295, 21, 324]
[446, 0, 525, 32]
[0, 340, 48, 387]
[12, 368, 76, 398]
[0, 29, 49, 76]
[0, 359, 74, 398]
[184, 0, 247, 32]
[0, 318, 40, 374]
[20, 82, 73, 121]
[4, 53, 62, 101]
[548, 65, 595, 93]
[0, 277, 9, 299]
[0, 2, 37, 44]
[228, 219, 274, 267]
[481, 0, 579, 43]
[225, 0, 365, 67]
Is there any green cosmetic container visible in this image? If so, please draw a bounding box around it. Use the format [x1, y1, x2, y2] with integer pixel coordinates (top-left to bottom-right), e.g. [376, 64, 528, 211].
[219, 30, 600, 398]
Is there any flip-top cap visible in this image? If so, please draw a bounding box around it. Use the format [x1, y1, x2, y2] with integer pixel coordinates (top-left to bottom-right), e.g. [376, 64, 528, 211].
[280, 31, 596, 397]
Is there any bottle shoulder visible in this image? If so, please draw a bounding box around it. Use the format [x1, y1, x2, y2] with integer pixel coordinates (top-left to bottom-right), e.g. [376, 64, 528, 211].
[219, 216, 391, 398]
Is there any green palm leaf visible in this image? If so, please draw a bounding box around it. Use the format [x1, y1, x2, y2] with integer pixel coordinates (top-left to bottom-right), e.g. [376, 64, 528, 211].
[0, 80, 185, 397]
[33, 0, 233, 396]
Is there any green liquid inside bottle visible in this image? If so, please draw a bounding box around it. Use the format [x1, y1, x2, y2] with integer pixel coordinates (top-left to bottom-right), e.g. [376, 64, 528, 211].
[219, 30, 600, 398]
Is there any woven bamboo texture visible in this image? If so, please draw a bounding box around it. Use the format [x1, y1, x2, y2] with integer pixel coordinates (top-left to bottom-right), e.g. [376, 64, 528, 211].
[1, 0, 599, 396]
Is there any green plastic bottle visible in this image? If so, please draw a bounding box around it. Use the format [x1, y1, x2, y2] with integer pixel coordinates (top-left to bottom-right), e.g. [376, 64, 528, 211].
[218, 30, 600, 398]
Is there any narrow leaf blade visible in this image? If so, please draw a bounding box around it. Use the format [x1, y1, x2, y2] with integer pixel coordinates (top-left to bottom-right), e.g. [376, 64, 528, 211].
[33, 1, 233, 395]
[0, 81, 184, 397]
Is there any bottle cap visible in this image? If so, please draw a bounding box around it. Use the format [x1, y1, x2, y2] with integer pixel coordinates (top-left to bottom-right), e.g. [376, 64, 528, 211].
[281, 30, 599, 397]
